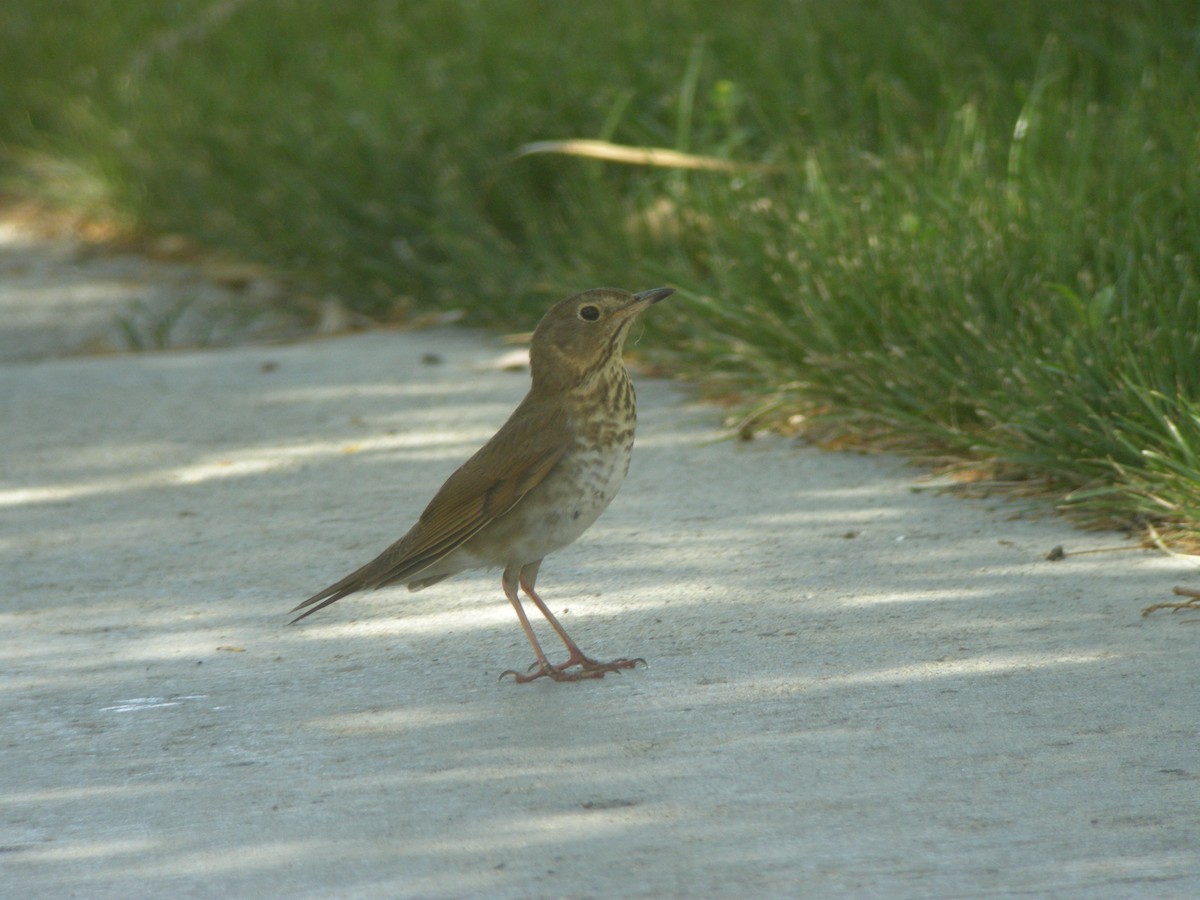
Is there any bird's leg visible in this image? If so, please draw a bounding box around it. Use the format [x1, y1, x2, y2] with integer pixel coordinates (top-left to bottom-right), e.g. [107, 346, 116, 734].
[498, 566, 559, 682]
[516, 562, 643, 679]
[1142, 586, 1200, 617]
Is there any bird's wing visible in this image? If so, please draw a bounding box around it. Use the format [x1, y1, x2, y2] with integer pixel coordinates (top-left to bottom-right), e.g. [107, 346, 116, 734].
[393, 437, 566, 575]
[290, 401, 567, 623]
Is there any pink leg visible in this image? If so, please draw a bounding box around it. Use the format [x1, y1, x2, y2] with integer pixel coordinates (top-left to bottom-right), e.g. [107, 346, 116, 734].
[499, 565, 555, 678]
[499, 560, 643, 683]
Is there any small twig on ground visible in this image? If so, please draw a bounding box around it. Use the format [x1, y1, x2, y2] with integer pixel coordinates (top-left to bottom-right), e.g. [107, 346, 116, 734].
[1044, 544, 1145, 561]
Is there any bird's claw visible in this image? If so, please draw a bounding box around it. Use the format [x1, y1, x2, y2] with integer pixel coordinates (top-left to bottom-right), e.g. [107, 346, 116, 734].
[1142, 586, 1200, 617]
[499, 656, 645, 683]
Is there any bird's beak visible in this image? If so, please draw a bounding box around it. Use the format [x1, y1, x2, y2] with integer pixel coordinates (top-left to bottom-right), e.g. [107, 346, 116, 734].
[632, 287, 675, 307]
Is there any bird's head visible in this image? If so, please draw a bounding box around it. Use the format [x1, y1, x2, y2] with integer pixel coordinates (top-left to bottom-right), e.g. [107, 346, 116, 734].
[528, 287, 673, 392]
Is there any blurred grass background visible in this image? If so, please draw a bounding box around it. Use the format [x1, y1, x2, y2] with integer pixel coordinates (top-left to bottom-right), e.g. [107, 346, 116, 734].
[2, 0, 1198, 541]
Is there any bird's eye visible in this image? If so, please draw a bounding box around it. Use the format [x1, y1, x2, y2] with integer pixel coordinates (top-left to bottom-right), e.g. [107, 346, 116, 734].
[579, 305, 601, 321]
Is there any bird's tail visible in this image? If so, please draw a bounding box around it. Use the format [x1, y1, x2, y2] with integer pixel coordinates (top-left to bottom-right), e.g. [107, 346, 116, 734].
[288, 529, 446, 624]
[288, 566, 374, 624]
[289, 517, 464, 623]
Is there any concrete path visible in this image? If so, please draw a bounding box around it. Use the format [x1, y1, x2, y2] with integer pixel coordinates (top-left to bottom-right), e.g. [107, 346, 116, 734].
[2, 221, 1198, 898]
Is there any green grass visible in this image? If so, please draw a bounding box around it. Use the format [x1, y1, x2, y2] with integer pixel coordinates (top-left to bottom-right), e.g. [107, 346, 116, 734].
[3, 1, 1199, 541]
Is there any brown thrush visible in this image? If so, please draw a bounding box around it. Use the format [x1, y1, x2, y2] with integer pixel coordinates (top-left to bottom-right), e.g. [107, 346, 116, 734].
[290, 287, 673, 682]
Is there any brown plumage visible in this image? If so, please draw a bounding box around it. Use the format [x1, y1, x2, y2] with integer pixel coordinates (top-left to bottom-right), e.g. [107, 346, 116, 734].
[290, 287, 673, 682]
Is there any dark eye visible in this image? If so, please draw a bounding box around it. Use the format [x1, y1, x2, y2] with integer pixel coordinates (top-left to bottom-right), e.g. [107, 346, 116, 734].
[579, 305, 600, 321]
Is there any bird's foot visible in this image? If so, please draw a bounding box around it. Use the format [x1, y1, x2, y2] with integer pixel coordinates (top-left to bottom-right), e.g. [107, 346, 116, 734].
[500, 654, 645, 683]
[1142, 587, 1200, 617]
[571, 654, 646, 675]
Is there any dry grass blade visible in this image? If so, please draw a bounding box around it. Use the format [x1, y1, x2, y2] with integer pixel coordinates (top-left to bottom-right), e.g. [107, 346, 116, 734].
[515, 139, 786, 173]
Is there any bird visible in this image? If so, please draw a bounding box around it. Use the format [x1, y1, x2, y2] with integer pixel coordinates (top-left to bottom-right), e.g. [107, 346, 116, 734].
[290, 286, 673, 682]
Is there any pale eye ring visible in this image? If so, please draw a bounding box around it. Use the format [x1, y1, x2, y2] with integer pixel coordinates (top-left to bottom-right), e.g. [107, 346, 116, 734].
[579, 305, 600, 321]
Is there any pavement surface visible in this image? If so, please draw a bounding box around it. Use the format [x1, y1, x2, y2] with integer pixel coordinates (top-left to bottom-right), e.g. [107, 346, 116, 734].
[2, 219, 1199, 898]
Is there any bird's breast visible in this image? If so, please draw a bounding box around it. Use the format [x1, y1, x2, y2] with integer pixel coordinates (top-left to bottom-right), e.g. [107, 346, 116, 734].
[462, 371, 638, 569]
[491, 421, 633, 564]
